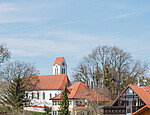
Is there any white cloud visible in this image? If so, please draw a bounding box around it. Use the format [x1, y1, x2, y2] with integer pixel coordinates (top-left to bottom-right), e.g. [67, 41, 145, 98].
[0, 3, 18, 12]
[0, 16, 52, 24]
[0, 31, 121, 58]
[0, 2, 53, 24]
[106, 12, 137, 20]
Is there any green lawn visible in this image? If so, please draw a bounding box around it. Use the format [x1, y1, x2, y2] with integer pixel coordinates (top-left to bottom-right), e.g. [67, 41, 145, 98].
[25, 110, 51, 115]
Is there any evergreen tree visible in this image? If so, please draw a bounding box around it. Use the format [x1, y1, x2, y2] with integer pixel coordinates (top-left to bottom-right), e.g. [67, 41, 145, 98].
[58, 84, 70, 115]
[0, 75, 28, 112]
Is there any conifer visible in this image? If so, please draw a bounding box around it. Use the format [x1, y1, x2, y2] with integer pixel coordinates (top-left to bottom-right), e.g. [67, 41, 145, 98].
[0, 75, 28, 112]
[58, 84, 70, 115]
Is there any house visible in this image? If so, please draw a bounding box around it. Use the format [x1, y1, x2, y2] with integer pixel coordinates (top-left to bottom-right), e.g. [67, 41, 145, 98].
[104, 85, 150, 115]
[24, 57, 71, 112]
[51, 81, 109, 115]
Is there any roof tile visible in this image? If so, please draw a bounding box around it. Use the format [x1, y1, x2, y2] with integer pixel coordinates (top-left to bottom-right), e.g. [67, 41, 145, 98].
[53, 57, 64, 66]
[52, 82, 109, 101]
[36, 74, 70, 90]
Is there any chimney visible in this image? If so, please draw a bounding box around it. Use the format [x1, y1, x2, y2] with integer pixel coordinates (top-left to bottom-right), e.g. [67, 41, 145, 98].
[91, 81, 93, 89]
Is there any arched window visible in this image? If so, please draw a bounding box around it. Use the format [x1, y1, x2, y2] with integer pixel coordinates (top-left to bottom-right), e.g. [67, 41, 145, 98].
[37, 92, 39, 100]
[64, 68, 65, 74]
[57, 68, 58, 74]
[50, 93, 52, 99]
[55, 68, 57, 75]
[62, 68, 64, 74]
[43, 92, 45, 100]
[55, 93, 57, 96]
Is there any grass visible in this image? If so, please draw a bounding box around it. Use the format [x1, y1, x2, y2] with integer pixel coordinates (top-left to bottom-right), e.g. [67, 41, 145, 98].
[25, 110, 51, 115]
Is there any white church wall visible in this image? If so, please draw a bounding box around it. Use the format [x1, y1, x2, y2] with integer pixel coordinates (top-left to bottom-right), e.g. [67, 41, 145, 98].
[27, 89, 62, 107]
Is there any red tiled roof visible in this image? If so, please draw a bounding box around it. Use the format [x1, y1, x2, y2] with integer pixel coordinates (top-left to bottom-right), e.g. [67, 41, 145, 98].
[111, 85, 150, 106]
[74, 106, 87, 110]
[36, 74, 70, 90]
[53, 57, 64, 66]
[52, 82, 109, 101]
[132, 104, 150, 115]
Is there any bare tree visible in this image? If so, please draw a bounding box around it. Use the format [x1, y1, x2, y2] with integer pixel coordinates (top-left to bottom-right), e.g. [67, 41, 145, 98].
[73, 45, 149, 100]
[0, 43, 10, 65]
[0, 43, 11, 97]
[1, 60, 40, 91]
[0, 61, 40, 113]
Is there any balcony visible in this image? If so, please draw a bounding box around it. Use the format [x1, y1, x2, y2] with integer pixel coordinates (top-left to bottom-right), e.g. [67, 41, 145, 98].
[103, 106, 144, 115]
[104, 106, 126, 114]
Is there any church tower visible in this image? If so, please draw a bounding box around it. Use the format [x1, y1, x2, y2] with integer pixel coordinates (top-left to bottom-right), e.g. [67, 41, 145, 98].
[53, 57, 67, 75]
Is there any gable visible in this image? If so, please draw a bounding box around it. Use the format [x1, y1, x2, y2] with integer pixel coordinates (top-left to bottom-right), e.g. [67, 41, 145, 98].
[111, 85, 150, 107]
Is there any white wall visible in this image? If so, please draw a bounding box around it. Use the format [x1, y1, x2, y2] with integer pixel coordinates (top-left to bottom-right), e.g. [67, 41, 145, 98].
[26, 89, 62, 107]
[52, 99, 87, 115]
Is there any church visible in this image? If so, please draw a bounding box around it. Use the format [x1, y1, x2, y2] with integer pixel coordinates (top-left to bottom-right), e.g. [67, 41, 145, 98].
[24, 57, 71, 112]
[24, 57, 109, 115]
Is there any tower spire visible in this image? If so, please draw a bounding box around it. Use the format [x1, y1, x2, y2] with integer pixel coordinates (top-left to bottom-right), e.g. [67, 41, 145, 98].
[53, 57, 67, 75]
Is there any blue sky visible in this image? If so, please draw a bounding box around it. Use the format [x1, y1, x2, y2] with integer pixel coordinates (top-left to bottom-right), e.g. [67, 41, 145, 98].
[0, 0, 150, 80]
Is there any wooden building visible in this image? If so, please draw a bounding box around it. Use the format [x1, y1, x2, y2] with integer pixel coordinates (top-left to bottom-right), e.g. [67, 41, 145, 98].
[104, 85, 150, 115]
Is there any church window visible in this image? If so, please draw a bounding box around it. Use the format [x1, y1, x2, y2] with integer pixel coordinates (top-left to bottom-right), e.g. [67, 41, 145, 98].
[62, 68, 63, 74]
[50, 93, 52, 99]
[55, 68, 58, 74]
[55, 93, 57, 96]
[55, 68, 57, 75]
[37, 92, 39, 100]
[57, 68, 58, 74]
[64, 68, 65, 74]
[62, 68, 65, 74]
[43, 92, 45, 100]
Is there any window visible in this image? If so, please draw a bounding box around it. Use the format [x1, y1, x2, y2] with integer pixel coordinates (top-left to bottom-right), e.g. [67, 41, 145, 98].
[62, 68, 65, 74]
[50, 93, 52, 99]
[43, 92, 45, 100]
[126, 87, 133, 95]
[57, 68, 58, 74]
[69, 101, 72, 105]
[62, 68, 64, 74]
[55, 68, 57, 75]
[120, 98, 125, 106]
[32, 92, 34, 99]
[37, 92, 39, 100]
[53, 101, 59, 105]
[126, 98, 133, 106]
[55, 68, 58, 74]
[64, 68, 65, 74]
[55, 93, 57, 96]
[53, 111, 58, 115]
